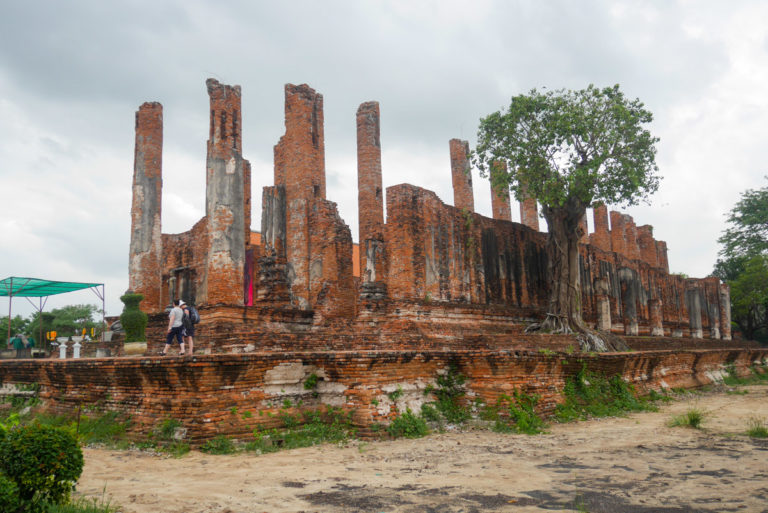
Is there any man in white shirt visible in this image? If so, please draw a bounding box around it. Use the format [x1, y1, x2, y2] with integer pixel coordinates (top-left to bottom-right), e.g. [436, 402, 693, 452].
[160, 299, 185, 356]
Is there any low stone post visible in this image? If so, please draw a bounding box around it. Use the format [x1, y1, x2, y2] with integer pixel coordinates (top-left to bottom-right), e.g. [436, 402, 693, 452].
[59, 341, 67, 359]
[73, 341, 82, 359]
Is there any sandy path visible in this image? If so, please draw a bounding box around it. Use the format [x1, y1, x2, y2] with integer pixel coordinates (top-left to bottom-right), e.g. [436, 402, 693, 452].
[78, 385, 768, 513]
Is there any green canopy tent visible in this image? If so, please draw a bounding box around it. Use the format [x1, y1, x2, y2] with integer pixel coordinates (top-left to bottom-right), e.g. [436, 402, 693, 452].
[0, 277, 105, 351]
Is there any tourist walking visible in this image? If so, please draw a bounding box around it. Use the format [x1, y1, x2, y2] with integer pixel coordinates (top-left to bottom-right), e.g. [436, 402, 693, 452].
[160, 299, 185, 356]
[180, 301, 197, 356]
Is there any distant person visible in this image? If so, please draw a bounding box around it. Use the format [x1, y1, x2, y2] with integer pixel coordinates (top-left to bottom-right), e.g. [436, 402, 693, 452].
[11, 333, 25, 359]
[26, 335, 36, 357]
[180, 301, 196, 357]
[160, 299, 185, 356]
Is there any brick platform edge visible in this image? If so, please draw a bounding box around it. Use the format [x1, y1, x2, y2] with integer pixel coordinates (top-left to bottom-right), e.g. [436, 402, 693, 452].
[1, 348, 766, 443]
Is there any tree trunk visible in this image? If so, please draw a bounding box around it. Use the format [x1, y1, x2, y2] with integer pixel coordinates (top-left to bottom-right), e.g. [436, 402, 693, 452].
[527, 197, 629, 352]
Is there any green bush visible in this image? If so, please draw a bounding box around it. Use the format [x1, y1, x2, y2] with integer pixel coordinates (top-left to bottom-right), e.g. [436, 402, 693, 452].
[119, 292, 148, 343]
[0, 423, 84, 508]
[555, 366, 655, 422]
[492, 390, 546, 435]
[387, 408, 429, 439]
[0, 472, 20, 513]
[200, 435, 237, 455]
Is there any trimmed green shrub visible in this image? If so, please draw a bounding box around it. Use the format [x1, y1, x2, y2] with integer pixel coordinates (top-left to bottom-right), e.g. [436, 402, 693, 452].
[0, 423, 84, 508]
[119, 292, 148, 342]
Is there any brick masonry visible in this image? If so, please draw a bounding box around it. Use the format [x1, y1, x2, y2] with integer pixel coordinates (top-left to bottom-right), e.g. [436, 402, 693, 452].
[2, 348, 765, 442]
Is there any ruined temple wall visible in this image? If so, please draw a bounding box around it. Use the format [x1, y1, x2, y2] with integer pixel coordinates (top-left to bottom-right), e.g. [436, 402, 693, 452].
[160, 219, 209, 308]
[3, 349, 765, 442]
[385, 183, 549, 309]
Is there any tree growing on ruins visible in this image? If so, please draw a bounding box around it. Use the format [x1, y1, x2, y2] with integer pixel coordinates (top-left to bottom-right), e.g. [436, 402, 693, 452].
[474, 85, 660, 351]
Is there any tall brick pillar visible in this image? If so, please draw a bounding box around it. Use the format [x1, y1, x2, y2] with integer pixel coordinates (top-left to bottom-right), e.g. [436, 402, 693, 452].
[685, 283, 703, 339]
[519, 183, 539, 231]
[609, 211, 626, 256]
[656, 241, 669, 273]
[590, 204, 611, 252]
[357, 102, 387, 299]
[594, 278, 611, 332]
[202, 79, 246, 306]
[719, 283, 732, 340]
[489, 162, 512, 221]
[274, 84, 327, 309]
[129, 102, 164, 313]
[649, 298, 664, 336]
[625, 216, 640, 261]
[449, 139, 474, 212]
[637, 225, 658, 267]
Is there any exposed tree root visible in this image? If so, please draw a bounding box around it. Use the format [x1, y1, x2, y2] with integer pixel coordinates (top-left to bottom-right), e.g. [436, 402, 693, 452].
[525, 313, 630, 352]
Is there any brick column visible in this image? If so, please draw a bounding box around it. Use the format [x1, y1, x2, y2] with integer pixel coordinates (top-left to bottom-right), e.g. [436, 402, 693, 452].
[275, 84, 326, 309]
[590, 203, 611, 252]
[449, 139, 474, 212]
[637, 225, 658, 267]
[594, 278, 611, 331]
[609, 211, 626, 256]
[649, 298, 664, 336]
[519, 183, 539, 231]
[129, 102, 164, 313]
[357, 102, 387, 298]
[203, 79, 246, 306]
[656, 241, 669, 273]
[489, 162, 511, 221]
[719, 283, 732, 340]
[625, 216, 640, 261]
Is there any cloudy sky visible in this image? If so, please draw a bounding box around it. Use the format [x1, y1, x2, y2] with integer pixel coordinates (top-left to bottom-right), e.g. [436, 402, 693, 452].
[1, 0, 766, 318]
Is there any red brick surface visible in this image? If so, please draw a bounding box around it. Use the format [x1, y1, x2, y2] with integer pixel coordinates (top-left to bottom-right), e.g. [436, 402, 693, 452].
[449, 139, 474, 213]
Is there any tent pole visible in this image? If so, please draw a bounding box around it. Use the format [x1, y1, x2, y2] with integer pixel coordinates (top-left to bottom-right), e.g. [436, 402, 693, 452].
[38, 297, 43, 354]
[7, 277, 12, 344]
[102, 285, 106, 342]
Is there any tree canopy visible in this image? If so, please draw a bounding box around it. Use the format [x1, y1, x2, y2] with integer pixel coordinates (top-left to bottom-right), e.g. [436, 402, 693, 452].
[474, 84, 660, 211]
[717, 178, 768, 259]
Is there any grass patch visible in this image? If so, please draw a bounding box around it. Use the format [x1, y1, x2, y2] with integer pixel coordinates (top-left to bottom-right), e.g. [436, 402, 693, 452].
[668, 408, 706, 429]
[200, 435, 237, 455]
[246, 407, 357, 454]
[746, 417, 768, 438]
[46, 494, 120, 513]
[723, 364, 768, 386]
[554, 366, 657, 422]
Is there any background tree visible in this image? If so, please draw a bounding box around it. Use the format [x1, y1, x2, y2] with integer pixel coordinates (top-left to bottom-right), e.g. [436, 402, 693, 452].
[474, 85, 660, 351]
[714, 179, 768, 343]
[0, 315, 29, 346]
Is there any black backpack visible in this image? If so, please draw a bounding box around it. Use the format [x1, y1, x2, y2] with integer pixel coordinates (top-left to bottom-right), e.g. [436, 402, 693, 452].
[189, 306, 200, 324]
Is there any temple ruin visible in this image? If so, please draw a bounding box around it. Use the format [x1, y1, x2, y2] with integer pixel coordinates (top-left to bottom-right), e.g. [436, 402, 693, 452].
[130, 79, 731, 347]
[2, 79, 758, 444]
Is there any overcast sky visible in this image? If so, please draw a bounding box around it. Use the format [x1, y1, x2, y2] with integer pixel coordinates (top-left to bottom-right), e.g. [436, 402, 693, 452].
[1, 0, 766, 318]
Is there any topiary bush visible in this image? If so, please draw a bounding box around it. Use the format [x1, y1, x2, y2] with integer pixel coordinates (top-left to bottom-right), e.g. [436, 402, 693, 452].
[120, 292, 148, 342]
[0, 423, 84, 510]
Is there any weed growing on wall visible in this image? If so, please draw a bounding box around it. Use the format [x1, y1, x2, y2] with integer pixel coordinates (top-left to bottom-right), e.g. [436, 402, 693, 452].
[246, 406, 356, 454]
[487, 390, 547, 435]
[555, 366, 656, 422]
[387, 408, 429, 439]
[200, 435, 237, 455]
[723, 363, 768, 386]
[431, 364, 471, 424]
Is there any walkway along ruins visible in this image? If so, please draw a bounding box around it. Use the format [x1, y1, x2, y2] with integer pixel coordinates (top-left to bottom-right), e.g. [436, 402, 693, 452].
[1, 79, 765, 442]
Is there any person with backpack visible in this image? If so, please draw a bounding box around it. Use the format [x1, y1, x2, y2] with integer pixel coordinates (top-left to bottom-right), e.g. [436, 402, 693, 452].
[180, 301, 199, 356]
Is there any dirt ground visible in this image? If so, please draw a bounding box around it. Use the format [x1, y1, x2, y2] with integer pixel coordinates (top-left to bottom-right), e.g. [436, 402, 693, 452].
[77, 385, 768, 513]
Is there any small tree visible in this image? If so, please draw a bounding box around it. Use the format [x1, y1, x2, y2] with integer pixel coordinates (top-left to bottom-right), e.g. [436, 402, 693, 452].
[474, 85, 660, 350]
